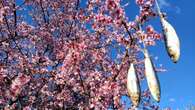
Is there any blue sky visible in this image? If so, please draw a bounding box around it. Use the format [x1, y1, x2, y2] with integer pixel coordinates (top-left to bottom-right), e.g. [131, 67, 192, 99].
[137, 0, 195, 109]
[158, 0, 195, 109]
[123, 0, 195, 109]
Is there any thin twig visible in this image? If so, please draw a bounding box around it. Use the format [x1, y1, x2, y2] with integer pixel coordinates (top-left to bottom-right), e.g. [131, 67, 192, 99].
[122, 21, 134, 46]
[40, 0, 47, 23]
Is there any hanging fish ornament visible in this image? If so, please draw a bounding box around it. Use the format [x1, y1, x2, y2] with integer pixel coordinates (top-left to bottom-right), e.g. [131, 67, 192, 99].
[127, 63, 140, 106]
[155, 0, 180, 63]
[144, 49, 161, 102]
[161, 18, 180, 63]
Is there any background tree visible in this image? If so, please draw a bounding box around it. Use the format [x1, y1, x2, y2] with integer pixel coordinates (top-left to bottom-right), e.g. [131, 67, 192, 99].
[0, 0, 170, 109]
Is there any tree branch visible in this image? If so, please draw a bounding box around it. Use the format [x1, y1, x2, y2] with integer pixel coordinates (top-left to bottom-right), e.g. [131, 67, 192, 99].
[122, 21, 134, 46]
[40, 0, 47, 24]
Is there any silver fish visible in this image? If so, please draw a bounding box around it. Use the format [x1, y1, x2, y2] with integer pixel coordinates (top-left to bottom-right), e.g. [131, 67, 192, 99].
[161, 18, 180, 63]
[144, 49, 161, 102]
[127, 63, 140, 106]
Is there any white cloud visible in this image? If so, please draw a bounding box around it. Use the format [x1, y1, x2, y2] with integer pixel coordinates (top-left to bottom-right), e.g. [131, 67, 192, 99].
[158, 0, 170, 7]
[169, 98, 176, 102]
[157, 0, 181, 14]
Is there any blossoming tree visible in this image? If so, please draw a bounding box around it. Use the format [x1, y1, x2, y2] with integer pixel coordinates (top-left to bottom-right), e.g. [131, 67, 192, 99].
[0, 0, 179, 109]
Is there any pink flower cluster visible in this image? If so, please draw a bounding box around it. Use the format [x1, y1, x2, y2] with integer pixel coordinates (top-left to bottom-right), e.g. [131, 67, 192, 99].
[0, 0, 164, 109]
